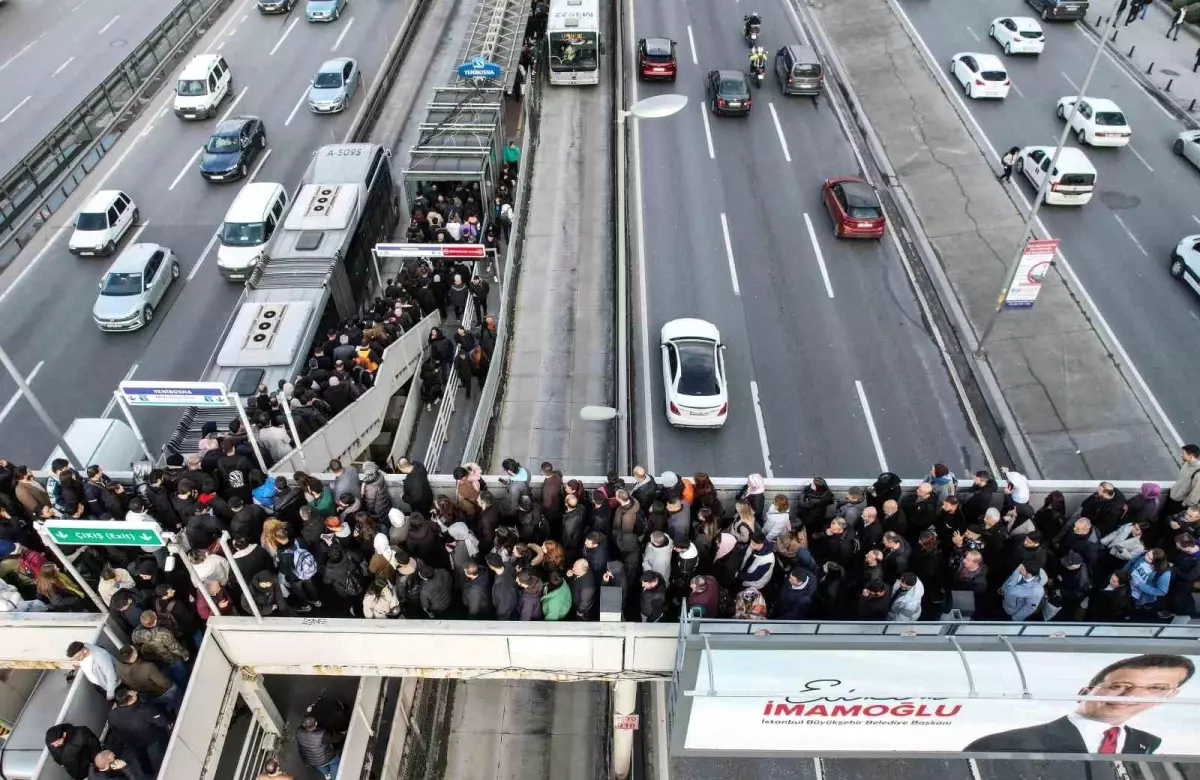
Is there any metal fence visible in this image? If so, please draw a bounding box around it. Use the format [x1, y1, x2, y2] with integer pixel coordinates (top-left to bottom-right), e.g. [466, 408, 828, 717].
[0, 0, 233, 269]
[396, 678, 451, 780]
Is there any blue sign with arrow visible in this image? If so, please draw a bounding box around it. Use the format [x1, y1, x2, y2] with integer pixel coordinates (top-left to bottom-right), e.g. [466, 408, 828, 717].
[457, 56, 503, 80]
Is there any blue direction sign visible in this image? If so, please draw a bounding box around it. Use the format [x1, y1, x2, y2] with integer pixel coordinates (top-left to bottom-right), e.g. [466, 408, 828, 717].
[119, 380, 229, 408]
[457, 56, 503, 80]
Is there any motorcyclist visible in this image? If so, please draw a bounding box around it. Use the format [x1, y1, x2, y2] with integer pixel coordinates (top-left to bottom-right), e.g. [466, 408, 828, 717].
[743, 13, 761, 39]
[749, 46, 767, 73]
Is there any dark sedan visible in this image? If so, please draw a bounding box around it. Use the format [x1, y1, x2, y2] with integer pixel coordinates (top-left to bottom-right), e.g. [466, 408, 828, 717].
[706, 70, 752, 116]
[199, 116, 267, 182]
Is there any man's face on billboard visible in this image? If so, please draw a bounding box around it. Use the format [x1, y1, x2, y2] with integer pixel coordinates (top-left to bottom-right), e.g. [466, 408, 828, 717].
[1076, 665, 1188, 724]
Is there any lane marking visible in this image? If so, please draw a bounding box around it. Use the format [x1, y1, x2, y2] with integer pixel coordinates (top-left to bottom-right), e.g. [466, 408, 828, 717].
[628, 0, 655, 473]
[332, 16, 355, 51]
[686, 25, 698, 64]
[720, 213, 741, 295]
[966, 25, 980, 41]
[0, 361, 44, 425]
[249, 148, 272, 182]
[98, 15, 121, 35]
[188, 231, 221, 282]
[128, 220, 150, 245]
[802, 213, 834, 299]
[1128, 144, 1154, 172]
[855, 380, 888, 472]
[1192, 214, 1200, 228]
[71, 0, 90, 12]
[0, 96, 32, 123]
[209, 6, 244, 48]
[749, 381, 775, 478]
[768, 102, 791, 162]
[1008, 79, 1024, 99]
[218, 85, 249, 123]
[1076, 23, 1175, 121]
[0, 41, 38, 74]
[53, 57, 76, 77]
[1113, 213, 1148, 256]
[285, 84, 309, 126]
[217, 39, 228, 51]
[270, 18, 299, 56]
[699, 102, 715, 159]
[241, 12, 249, 22]
[169, 148, 202, 191]
[814, 759, 825, 780]
[102, 363, 139, 418]
[1061, 71, 1079, 91]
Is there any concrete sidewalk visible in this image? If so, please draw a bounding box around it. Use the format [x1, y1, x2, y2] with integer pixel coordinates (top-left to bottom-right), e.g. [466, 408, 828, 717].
[806, 0, 1178, 479]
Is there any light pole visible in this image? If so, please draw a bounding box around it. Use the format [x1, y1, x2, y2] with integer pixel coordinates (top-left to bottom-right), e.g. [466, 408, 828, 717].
[0, 344, 85, 467]
[974, 0, 1121, 357]
[615, 92, 687, 474]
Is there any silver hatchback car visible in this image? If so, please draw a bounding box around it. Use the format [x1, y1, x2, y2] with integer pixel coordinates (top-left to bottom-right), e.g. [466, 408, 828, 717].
[93, 243, 180, 332]
[309, 57, 361, 113]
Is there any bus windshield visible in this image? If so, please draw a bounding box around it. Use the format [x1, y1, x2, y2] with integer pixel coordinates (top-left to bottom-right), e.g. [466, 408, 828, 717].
[549, 31, 599, 71]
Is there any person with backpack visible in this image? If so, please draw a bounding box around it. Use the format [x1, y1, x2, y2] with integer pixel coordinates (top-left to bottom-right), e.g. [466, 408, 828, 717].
[216, 439, 255, 504]
[321, 545, 365, 617]
[277, 532, 321, 613]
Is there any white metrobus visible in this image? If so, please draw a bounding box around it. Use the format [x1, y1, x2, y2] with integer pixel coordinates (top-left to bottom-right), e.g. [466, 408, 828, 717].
[547, 0, 601, 85]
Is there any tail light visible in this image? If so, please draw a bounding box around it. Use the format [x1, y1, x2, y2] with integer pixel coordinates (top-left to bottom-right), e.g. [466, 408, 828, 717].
[717, 403, 728, 416]
[669, 402, 680, 415]
[1051, 183, 1063, 192]
[975, 79, 985, 86]
[717, 98, 727, 107]
[787, 76, 792, 84]
[1004, 79, 1011, 85]
[746, 97, 752, 106]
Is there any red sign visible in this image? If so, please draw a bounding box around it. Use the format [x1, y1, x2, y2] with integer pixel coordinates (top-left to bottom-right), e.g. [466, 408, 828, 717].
[373, 243, 486, 259]
[614, 714, 640, 730]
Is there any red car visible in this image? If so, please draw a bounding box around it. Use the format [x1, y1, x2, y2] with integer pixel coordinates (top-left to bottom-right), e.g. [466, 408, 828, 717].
[638, 37, 677, 82]
[822, 176, 886, 239]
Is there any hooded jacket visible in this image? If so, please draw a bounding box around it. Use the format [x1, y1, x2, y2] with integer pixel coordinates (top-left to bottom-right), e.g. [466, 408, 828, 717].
[242, 570, 290, 616]
[738, 541, 775, 589]
[887, 579, 925, 622]
[1001, 568, 1046, 621]
[463, 571, 493, 618]
[642, 537, 672, 579]
[360, 464, 393, 518]
[492, 563, 519, 619]
[46, 724, 102, 780]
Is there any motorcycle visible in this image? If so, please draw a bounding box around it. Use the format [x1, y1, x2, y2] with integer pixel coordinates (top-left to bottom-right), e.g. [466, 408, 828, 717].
[751, 63, 764, 88]
[745, 24, 760, 45]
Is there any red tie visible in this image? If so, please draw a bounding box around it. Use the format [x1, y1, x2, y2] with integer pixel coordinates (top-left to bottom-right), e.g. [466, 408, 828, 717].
[1099, 727, 1120, 754]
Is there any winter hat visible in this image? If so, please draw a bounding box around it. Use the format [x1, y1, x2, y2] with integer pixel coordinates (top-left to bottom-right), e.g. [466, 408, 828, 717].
[329, 376, 340, 387]
[361, 462, 380, 480]
[387, 507, 407, 528]
[1061, 551, 1084, 568]
[1141, 482, 1162, 499]
[166, 453, 185, 468]
[746, 474, 765, 495]
[658, 471, 679, 490]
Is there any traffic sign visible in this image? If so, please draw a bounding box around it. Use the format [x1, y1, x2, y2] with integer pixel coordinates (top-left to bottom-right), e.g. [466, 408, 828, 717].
[119, 380, 229, 407]
[457, 56, 503, 80]
[614, 714, 640, 730]
[43, 519, 164, 547]
[374, 243, 486, 259]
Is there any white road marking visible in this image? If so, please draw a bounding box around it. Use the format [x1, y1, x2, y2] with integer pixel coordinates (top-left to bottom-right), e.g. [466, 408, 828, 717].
[0, 41, 38, 74]
[53, 57, 76, 77]
[966, 25, 980, 41]
[249, 148, 272, 182]
[270, 18, 299, 56]
[802, 213, 834, 299]
[241, 12, 249, 22]
[209, 7, 244, 47]
[1113, 213, 1148, 256]
[98, 15, 121, 35]
[855, 380, 888, 472]
[0, 361, 44, 425]
[217, 39, 227, 51]
[103, 363, 139, 417]
[128, 221, 150, 245]
[218, 86, 249, 122]
[1128, 144, 1154, 172]
[720, 213, 741, 295]
[332, 16, 355, 51]
[188, 231, 221, 282]
[71, 0, 90, 12]
[699, 102, 715, 159]
[0, 96, 32, 123]
[169, 149, 202, 191]
[768, 103, 791, 162]
[1008, 79, 1024, 99]
[968, 759, 983, 780]
[1061, 71, 1079, 91]
[629, 0, 655, 473]
[750, 381, 775, 478]
[285, 85, 310, 126]
[1192, 214, 1200, 228]
[814, 759, 825, 780]
[686, 25, 698, 65]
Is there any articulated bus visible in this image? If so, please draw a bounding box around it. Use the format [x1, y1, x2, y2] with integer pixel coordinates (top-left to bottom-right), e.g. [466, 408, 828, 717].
[547, 0, 601, 85]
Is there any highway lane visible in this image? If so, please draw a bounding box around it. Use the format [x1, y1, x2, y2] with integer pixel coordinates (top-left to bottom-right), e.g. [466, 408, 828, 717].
[0, 0, 176, 173]
[0, 0, 410, 466]
[631, 0, 986, 478]
[898, 0, 1200, 449]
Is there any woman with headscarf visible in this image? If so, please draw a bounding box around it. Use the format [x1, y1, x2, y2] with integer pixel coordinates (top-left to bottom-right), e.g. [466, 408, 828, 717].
[369, 534, 400, 581]
[1125, 483, 1162, 527]
[711, 531, 742, 593]
[386, 507, 409, 546]
[733, 587, 768, 620]
[98, 564, 135, 607]
[36, 563, 86, 611]
[736, 474, 767, 522]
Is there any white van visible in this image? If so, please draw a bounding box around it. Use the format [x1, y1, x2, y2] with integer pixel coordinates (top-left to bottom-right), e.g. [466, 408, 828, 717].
[173, 54, 232, 120]
[67, 189, 137, 256]
[217, 182, 289, 281]
[1016, 145, 1096, 206]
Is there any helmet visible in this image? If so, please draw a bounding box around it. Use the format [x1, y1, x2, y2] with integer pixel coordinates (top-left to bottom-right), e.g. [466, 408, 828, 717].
[755, 46, 765, 54]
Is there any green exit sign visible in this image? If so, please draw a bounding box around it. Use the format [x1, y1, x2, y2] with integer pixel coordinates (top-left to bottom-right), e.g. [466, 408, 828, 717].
[42, 520, 164, 548]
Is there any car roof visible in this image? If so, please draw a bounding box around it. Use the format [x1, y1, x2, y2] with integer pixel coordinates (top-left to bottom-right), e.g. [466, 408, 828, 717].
[106, 243, 161, 273]
[318, 57, 354, 72]
[783, 43, 819, 60]
[213, 116, 257, 135]
[1083, 97, 1122, 112]
[225, 182, 286, 222]
[832, 178, 878, 206]
[81, 190, 126, 212]
[1001, 16, 1041, 27]
[179, 54, 221, 79]
[662, 318, 720, 343]
[644, 37, 672, 54]
[955, 52, 1005, 70]
[1023, 145, 1096, 172]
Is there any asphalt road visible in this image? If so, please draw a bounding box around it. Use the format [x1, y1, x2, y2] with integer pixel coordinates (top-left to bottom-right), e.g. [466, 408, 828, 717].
[0, 0, 411, 467]
[630, 0, 987, 479]
[896, 0, 1200, 454]
[0, 0, 177, 173]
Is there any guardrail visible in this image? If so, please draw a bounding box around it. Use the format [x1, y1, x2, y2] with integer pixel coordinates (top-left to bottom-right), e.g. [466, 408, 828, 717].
[461, 64, 544, 467]
[0, 0, 234, 269]
[269, 311, 440, 474]
[343, 0, 432, 144]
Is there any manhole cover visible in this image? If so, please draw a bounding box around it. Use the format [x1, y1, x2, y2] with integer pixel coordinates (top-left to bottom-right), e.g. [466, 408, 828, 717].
[1161, 68, 1181, 76]
[1099, 191, 1140, 210]
[110, 38, 127, 48]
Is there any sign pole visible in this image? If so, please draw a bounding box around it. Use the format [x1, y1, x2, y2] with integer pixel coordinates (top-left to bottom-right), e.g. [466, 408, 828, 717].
[278, 392, 307, 470]
[230, 393, 268, 475]
[218, 531, 263, 623]
[370, 247, 384, 295]
[35, 522, 109, 615]
[0, 345, 86, 467]
[114, 391, 156, 463]
[164, 533, 221, 618]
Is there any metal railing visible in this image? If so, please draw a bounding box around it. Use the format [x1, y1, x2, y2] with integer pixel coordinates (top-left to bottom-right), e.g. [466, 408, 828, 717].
[0, 0, 234, 268]
[395, 678, 450, 780]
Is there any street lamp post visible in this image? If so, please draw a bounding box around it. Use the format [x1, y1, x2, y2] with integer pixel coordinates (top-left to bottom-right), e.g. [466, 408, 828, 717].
[0, 343, 86, 467]
[615, 92, 687, 474]
[975, 0, 1121, 356]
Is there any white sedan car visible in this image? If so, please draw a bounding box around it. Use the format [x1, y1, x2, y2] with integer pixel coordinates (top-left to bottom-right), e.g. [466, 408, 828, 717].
[1056, 96, 1131, 146]
[660, 318, 728, 428]
[989, 16, 1045, 55]
[949, 53, 1010, 99]
[1173, 130, 1200, 170]
[1170, 235, 1200, 296]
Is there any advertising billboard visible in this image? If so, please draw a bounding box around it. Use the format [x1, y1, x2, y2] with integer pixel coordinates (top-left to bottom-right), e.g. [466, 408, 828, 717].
[677, 649, 1200, 758]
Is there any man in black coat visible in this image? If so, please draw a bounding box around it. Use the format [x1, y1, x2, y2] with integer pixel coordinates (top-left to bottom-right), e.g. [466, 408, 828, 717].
[568, 559, 597, 620]
[462, 562, 493, 618]
[46, 723, 103, 780]
[106, 688, 170, 774]
[397, 458, 433, 514]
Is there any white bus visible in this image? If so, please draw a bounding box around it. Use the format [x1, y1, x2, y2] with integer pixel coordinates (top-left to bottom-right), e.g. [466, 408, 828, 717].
[547, 0, 601, 85]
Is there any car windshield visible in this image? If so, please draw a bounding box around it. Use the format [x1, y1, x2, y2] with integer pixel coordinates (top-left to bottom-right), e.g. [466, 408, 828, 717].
[793, 64, 821, 76]
[981, 70, 1008, 81]
[847, 204, 883, 219]
[221, 222, 265, 246]
[676, 341, 720, 396]
[549, 31, 599, 71]
[314, 71, 343, 88]
[177, 79, 207, 96]
[206, 133, 240, 153]
[75, 212, 107, 231]
[101, 272, 142, 296]
[1095, 111, 1127, 126]
[720, 77, 749, 97]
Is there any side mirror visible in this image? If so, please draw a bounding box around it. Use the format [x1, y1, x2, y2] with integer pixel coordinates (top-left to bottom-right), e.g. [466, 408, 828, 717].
[98, 281, 104, 291]
[720, 344, 727, 350]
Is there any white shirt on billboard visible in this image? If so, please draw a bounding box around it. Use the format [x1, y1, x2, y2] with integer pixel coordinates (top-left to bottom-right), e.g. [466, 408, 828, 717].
[1066, 713, 1126, 754]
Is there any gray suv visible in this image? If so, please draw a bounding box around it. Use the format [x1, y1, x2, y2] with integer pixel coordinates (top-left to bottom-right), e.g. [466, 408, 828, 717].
[775, 45, 824, 97]
[1025, 0, 1089, 21]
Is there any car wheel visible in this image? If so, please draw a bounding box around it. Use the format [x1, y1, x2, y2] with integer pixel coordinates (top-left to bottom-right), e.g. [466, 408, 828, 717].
[239, 162, 248, 178]
[259, 133, 267, 149]
[103, 240, 115, 255]
[142, 305, 154, 325]
[1056, 103, 1065, 119]
[1077, 128, 1087, 145]
[833, 221, 843, 238]
[334, 5, 340, 18]
[964, 80, 972, 98]
[1171, 257, 1185, 279]
[668, 74, 676, 83]
[989, 25, 996, 39]
[132, 208, 140, 224]
[1174, 138, 1185, 155]
[1005, 42, 1013, 55]
[949, 60, 955, 76]
[171, 260, 180, 279]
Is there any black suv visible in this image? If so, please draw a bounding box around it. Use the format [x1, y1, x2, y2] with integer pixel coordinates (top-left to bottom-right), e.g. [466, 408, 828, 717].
[1025, 0, 1089, 21]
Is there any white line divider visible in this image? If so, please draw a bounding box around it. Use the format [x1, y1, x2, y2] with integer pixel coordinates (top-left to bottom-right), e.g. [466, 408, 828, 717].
[750, 381, 774, 478]
[720, 213, 740, 295]
[855, 379, 888, 472]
